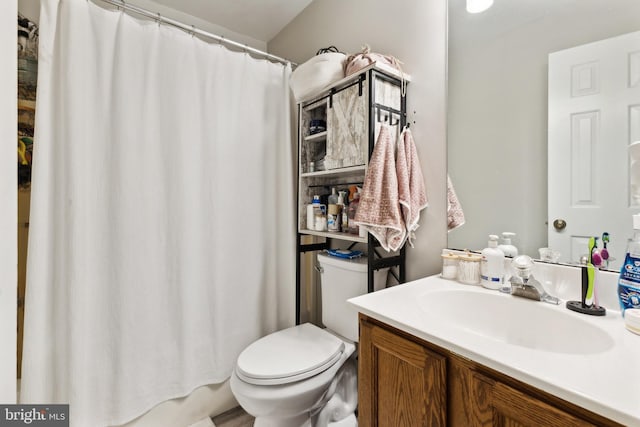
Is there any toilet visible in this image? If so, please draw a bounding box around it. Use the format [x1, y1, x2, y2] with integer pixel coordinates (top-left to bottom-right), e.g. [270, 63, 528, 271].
[230, 253, 388, 427]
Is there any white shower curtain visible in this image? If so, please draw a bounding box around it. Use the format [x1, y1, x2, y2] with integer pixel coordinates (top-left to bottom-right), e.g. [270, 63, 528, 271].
[21, 0, 295, 426]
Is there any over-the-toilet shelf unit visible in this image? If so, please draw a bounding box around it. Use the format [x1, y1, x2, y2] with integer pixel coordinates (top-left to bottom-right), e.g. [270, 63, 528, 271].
[296, 63, 410, 324]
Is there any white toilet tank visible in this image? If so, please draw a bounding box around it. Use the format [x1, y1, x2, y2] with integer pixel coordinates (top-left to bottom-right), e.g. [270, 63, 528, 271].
[317, 253, 388, 342]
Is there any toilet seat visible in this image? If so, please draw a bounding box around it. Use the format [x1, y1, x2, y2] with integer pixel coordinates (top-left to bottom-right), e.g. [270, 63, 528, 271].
[236, 323, 345, 386]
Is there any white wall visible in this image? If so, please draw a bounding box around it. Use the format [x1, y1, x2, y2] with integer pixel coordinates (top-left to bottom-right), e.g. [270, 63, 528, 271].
[18, 0, 268, 53]
[18, 0, 38, 21]
[1, 0, 18, 403]
[268, 0, 448, 280]
[126, 0, 267, 51]
[447, 1, 640, 257]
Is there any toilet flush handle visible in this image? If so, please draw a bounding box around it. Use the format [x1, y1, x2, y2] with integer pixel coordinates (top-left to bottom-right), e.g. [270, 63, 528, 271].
[314, 265, 324, 274]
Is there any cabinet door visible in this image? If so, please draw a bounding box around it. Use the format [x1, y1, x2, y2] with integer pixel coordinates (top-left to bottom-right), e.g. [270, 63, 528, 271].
[490, 381, 596, 427]
[326, 83, 367, 169]
[359, 318, 447, 427]
[449, 364, 495, 426]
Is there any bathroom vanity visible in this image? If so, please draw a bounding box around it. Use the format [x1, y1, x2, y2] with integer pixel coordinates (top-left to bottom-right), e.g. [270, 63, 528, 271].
[349, 275, 640, 426]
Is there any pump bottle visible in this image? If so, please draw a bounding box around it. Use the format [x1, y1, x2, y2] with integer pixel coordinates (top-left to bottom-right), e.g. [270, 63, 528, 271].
[498, 232, 518, 257]
[481, 234, 505, 290]
[497, 232, 518, 290]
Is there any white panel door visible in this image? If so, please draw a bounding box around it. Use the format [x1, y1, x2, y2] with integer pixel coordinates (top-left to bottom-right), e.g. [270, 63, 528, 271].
[548, 30, 640, 269]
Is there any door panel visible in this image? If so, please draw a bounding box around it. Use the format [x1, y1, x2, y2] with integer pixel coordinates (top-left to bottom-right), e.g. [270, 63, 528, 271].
[548, 30, 640, 268]
[358, 318, 447, 427]
[17, 187, 30, 379]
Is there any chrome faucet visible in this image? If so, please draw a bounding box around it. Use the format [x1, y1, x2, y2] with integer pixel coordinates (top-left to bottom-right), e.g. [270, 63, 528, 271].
[509, 255, 560, 305]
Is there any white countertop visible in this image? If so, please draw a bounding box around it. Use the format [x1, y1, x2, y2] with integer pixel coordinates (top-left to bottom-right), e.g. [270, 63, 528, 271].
[348, 275, 640, 426]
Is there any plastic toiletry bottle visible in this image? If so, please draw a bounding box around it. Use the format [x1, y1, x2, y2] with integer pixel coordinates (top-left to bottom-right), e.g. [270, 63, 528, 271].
[498, 232, 518, 257]
[339, 191, 348, 232]
[618, 214, 640, 316]
[336, 191, 347, 232]
[312, 195, 327, 231]
[481, 234, 505, 290]
[327, 188, 341, 232]
[347, 192, 361, 235]
[498, 232, 518, 292]
[306, 197, 316, 231]
[328, 187, 339, 205]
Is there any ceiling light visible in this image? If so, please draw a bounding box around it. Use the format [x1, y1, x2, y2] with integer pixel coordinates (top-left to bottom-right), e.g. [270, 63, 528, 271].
[466, 0, 494, 13]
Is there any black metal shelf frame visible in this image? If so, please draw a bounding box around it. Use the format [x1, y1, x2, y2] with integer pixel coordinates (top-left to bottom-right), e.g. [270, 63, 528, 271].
[295, 68, 408, 325]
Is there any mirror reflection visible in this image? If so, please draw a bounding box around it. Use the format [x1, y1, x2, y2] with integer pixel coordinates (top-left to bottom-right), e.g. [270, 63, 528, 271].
[447, 0, 640, 271]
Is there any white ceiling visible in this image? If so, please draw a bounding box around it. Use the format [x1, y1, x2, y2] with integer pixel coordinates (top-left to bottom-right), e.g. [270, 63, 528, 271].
[150, 0, 313, 42]
[449, 0, 637, 47]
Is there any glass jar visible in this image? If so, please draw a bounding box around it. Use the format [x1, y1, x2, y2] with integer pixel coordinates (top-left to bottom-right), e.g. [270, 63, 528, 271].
[441, 253, 459, 280]
[457, 252, 482, 285]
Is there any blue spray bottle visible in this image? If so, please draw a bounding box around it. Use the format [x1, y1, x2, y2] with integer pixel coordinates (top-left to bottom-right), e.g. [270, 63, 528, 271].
[618, 215, 640, 316]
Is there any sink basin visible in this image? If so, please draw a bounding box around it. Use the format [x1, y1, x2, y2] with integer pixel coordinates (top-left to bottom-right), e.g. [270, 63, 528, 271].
[418, 289, 614, 355]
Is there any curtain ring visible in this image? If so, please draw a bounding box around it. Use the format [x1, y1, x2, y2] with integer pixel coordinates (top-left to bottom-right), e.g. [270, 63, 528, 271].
[191, 25, 196, 37]
[218, 35, 224, 48]
[156, 12, 161, 27]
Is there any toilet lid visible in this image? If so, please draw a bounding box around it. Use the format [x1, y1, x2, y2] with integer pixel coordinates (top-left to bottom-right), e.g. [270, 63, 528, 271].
[236, 323, 345, 386]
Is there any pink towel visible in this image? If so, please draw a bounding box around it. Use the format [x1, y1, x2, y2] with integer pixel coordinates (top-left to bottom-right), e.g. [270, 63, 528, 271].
[396, 128, 428, 247]
[447, 175, 465, 230]
[355, 125, 406, 251]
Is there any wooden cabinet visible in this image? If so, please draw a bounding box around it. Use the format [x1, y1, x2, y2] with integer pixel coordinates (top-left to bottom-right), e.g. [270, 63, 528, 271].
[358, 315, 622, 427]
[489, 380, 596, 427]
[359, 316, 446, 426]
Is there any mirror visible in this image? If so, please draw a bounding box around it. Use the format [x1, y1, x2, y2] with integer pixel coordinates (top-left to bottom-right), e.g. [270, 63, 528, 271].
[447, 0, 640, 271]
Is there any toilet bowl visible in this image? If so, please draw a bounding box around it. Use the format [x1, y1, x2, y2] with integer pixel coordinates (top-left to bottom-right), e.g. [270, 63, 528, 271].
[230, 323, 357, 427]
[230, 253, 388, 427]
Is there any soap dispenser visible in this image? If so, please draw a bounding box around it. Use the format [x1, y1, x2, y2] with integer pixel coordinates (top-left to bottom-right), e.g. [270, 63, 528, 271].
[481, 234, 505, 290]
[498, 232, 518, 290]
[498, 232, 518, 257]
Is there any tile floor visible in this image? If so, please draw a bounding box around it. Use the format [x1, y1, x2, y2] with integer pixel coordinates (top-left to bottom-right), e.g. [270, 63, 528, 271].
[211, 406, 254, 427]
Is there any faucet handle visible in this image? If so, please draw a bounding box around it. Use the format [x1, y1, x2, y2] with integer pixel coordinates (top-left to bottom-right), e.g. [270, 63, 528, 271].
[512, 255, 534, 279]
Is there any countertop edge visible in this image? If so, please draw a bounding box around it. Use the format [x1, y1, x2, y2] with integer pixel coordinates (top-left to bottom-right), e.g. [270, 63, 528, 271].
[349, 278, 639, 426]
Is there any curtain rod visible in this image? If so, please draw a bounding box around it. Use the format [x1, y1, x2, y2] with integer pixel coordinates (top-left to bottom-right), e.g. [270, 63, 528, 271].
[94, 0, 296, 67]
